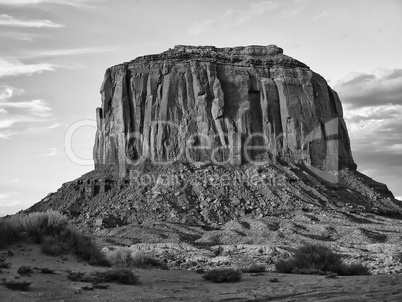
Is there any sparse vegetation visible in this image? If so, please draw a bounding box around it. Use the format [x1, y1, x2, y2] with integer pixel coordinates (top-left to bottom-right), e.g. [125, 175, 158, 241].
[1, 279, 31, 291]
[0, 211, 109, 266]
[17, 265, 33, 276]
[0, 262, 11, 269]
[341, 263, 370, 276]
[0, 216, 23, 248]
[67, 268, 140, 285]
[40, 267, 55, 274]
[275, 243, 370, 276]
[241, 264, 266, 273]
[103, 248, 162, 268]
[202, 268, 242, 283]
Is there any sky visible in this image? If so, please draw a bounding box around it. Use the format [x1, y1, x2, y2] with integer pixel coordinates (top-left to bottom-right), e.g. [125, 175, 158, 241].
[0, 0, 401, 216]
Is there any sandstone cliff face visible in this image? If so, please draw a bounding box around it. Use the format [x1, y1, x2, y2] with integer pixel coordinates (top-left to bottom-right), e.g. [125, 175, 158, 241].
[93, 45, 356, 171]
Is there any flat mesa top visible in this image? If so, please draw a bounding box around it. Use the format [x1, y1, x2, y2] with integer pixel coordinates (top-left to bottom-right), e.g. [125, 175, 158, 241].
[116, 45, 308, 68]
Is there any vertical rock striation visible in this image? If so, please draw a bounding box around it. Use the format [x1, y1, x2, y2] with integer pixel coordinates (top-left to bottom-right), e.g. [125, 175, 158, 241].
[94, 45, 356, 171]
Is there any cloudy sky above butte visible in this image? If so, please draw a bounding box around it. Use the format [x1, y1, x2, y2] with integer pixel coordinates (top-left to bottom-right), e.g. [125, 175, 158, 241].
[0, 0, 401, 215]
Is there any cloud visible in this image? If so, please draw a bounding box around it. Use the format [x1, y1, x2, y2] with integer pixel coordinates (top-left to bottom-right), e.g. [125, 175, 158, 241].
[24, 122, 61, 134]
[0, 130, 17, 139]
[281, 7, 304, 19]
[41, 147, 58, 156]
[336, 69, 402, 108]
[0, 88, 52, 117]
[187, 19, 215, 36]
[0, 193, 12, 200]
[312, 10, 334, 22]
[0, 31, 42, 41]
[24, 47, 116, 58]
[188, 1, 279, 35]
[235, 1, 279, 25]
[338, 70, 402, 198]
[0, 99, 52, 117]
[0, 58, 55, 77]
[0, 14, 63, 28]
[0, 86, 55, 138]
[0, 0, 97, 6]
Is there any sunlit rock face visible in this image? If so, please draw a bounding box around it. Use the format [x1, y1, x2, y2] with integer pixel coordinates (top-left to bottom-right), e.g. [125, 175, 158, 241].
[93, 45, 356, 171]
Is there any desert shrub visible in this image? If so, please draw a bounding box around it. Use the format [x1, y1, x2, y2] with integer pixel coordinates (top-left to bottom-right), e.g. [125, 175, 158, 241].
[129, 252, 161, 268]
[275, 243, 370, 275]
[73, 234, 110, 266]
[1, 279, 31, 291]
[1, 211, 108, 266]
[0, 262, 11, 269]
[68, 269, 140, 285]
[21, 211, 68, 243]
[103, 248, 161, 268]
[40, 267, 55, 274]
[241, 264, 266, 273]
[100, 268, 140, 284]
[202, 268, 242, 283]
[17, 266, 33, 276]
[103, 247, 132, 266]
[0, 216, 23, 248]
[341, 263, 370, 275]
[41, 235, 67, 256]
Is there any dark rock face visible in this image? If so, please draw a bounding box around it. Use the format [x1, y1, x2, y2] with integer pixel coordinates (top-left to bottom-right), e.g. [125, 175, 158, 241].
[93, 45, 355, 171]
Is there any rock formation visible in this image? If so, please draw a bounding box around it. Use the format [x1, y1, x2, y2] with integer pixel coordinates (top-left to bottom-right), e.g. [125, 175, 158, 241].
[29, 45, 400, 228]
[25, 45, 402, 276]
[93, 45, 355, 172]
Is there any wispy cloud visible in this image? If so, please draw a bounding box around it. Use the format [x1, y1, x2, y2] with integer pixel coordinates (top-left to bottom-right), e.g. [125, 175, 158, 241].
[0, 58, 55, 77]
[0, 31, 44, 41]
[0, 86, 56, 138]
[0, 99, 52, 117]
[187, 20, 215, 36]
[41, 147, 58, 156]
[23, 47, 115, 58]
[188, 1, 279, 36]
[0, 14, 63, 28]
[0, 130, 17, 139]
[232, 1, 279, 25]
[281, 7, 304, 19]
[0, 192, 20, 202]
[24, 122, 61, 134]
[0, 0, 97, 6]
[312, 10, 334, 22]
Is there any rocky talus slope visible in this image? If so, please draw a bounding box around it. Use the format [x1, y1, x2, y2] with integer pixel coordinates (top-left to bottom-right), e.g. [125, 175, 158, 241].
[29, 45, 402, 274]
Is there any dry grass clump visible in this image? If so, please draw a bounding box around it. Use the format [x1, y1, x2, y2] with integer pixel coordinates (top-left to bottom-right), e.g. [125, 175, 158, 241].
[202, 268, 242, 283]
[67, 268, 140, 285]
[22, 211, 68, 243]
[17, 265, 33, 276]
[103, 248, 163, 268]
[275, 243, 370, 276]
[1, 279, 31, 291]
[0, 211, 109, 266]
[0, 215, 23, 249]
[241, 264, 266, 273]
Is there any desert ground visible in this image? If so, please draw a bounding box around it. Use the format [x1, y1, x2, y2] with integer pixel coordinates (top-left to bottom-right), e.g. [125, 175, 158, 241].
[1, 241, 402, 302]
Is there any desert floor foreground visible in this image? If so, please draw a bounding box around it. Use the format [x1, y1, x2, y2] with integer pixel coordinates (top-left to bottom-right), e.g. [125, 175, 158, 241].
[1, 242, 402, 302]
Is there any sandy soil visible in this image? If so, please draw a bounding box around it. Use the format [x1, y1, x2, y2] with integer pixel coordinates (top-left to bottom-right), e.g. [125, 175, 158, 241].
[1, 242, 402, 302]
